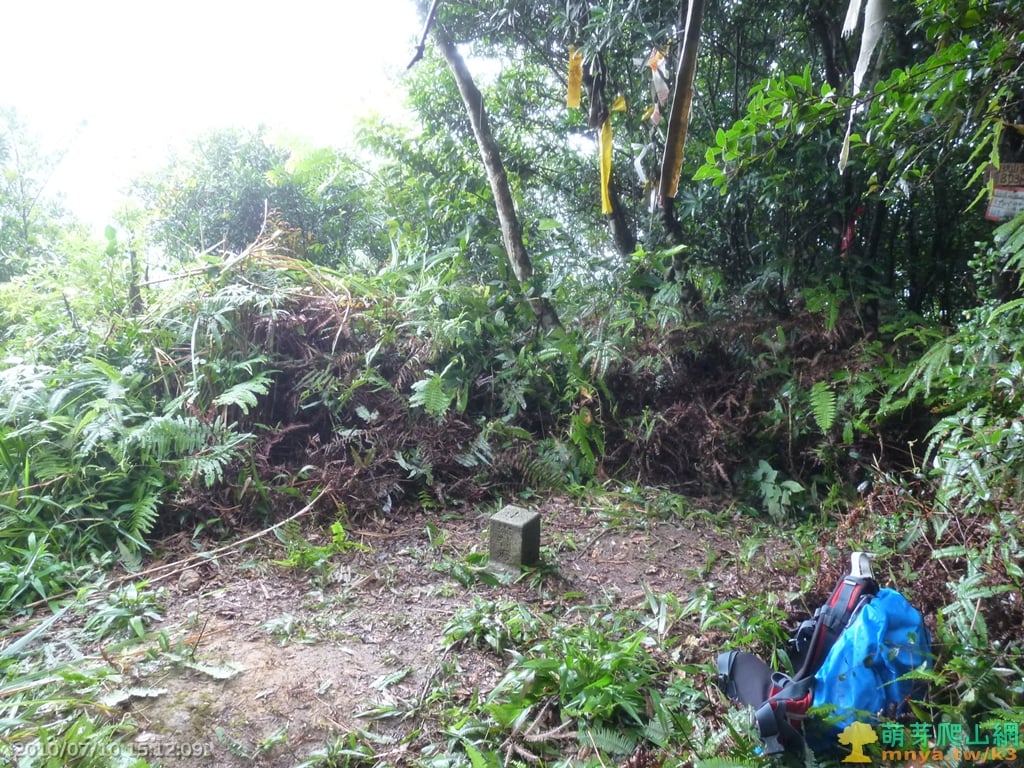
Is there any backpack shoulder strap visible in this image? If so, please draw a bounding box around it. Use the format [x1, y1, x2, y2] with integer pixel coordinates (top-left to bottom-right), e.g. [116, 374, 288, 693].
[792, 574, 879, 680]
[716, 650, 775, 706]
[755, 675, 816, 754]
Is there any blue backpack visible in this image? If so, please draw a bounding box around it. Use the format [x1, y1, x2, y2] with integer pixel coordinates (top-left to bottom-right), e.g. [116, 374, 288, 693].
[715, 553, 932, 756]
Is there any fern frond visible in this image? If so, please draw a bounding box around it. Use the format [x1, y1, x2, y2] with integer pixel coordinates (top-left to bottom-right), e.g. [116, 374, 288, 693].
[994, 210, 1024, 272]
[180, 430, 254, 488]
[500, 378, 529, 416]
[116, 538, 144, 572]
[126, 415, 212, 460]
[496, 449, 566, 492]
[456, 432, 493, 468]
[410, 373, 454, 420]
[0, 363, 52, 424]
[905, 335, 955, 398]
[642, 689, 677, 748]
[126, 494, 160, 539]
[213, 372, 274, 415]
[274, 518, 302, 544]
[395, 447, 434, 484]
[76, 411, 120, 457]
[393, 343, 428, 392]
[581, 725, 636, 757]
[809, 380, 837, 433]
[980, 709, 1024, 726]
[583, 333, 623, 379]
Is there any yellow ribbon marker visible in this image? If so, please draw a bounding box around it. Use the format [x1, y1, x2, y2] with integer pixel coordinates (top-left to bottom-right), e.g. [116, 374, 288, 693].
[611, 94, 627, 112]
[599, 117, 613, 214]
[567, 46, 583, 109]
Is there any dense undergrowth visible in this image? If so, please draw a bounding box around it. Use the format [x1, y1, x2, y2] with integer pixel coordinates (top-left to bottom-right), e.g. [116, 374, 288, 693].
[2, 214, 1024, 765]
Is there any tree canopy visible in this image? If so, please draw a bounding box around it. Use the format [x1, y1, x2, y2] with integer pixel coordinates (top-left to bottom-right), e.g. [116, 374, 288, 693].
[0, 108, 72, 281]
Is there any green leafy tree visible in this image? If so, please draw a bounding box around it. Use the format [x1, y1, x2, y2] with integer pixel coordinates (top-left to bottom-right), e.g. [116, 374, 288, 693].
[419, 4, 561, 330]
[134, 127, 291, 259]
[265, 145, 392, 268]
[0, 107, 70, 281]
[135, 128, 400, 270]
[361, 57, 591, 288]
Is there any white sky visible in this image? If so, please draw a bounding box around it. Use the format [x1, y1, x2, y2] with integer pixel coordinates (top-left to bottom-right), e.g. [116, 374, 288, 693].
[1, 0, 422, 233]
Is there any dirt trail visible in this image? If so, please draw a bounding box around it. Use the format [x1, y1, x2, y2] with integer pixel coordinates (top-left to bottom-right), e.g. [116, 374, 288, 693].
[124, 498, 739, 767]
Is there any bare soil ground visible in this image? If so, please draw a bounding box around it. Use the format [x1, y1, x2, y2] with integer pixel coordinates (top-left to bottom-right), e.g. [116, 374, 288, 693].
[114, 497, 759, 767]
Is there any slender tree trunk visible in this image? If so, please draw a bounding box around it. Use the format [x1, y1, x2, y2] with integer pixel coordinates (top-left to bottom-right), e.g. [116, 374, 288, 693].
[432, 28, 561, 332]
[127, 246, 145, 315]
[808, 0, 844, 92]
[606, 176, 636, 257]
[658, 0, 707, 245]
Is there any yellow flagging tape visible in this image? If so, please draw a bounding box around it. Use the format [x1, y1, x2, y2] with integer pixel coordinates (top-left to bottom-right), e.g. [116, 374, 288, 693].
[567, 46, 583, 109]
[600, 117, 613, 214]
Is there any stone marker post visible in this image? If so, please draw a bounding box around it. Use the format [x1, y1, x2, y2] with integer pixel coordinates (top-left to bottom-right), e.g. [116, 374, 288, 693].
[489, 505, 540, 570]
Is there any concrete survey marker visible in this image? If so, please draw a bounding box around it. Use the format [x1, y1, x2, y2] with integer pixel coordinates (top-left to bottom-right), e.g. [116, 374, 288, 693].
[489, 505, 540, 570]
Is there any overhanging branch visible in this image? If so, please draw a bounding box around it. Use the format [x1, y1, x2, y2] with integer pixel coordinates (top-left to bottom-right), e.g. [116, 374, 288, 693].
[407, 0, 443, 70]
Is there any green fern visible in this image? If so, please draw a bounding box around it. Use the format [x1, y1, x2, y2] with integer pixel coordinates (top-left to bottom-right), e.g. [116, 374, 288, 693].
[395, 447, 434, 484]
[642, 689, 679, 748]
[126, 415, 212, 460]
[123, 490, 161, 539]
[410, 371, 455, 420]
[580, 725, 636, 757]
[903, 333, 956, 400]
[274, 518, 302, 545]
[0, 363, 52, 423]
[583, 331, 623, 378]
[809, 380, 837, 433]
[180, 430, 254, 488]
[213, 371, 274, 415]
[498, 448, 566, 491]
[456, 432, 493, 468]
[116, 539, 144, 572]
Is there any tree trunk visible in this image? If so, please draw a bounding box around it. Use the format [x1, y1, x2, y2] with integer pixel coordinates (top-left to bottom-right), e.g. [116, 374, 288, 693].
[659, 0, 708, 245]
[582, 53, 637, 260]
[606, 176, 636, 257]
[433, 28, 562, 332]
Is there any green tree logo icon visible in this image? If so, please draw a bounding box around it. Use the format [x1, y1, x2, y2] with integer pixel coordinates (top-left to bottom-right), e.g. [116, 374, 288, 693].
[839, 721, 878, 763]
